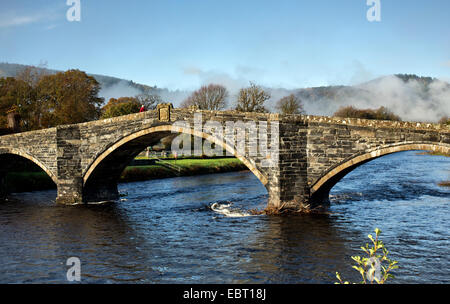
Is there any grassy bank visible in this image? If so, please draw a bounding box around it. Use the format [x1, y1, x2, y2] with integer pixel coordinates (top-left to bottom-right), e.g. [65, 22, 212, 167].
[4, 158, 248, 193]
[120, 158, 247, 182]
[3, 172, 56, 193]
[417, 151, 450, 157]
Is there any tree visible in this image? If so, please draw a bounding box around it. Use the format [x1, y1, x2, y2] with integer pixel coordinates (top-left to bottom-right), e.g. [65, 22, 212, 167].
[0, 77, 35, 130]
[135, 92, 162, 110]
[439, 116, 450, 125]
[101, 97, 141, 118]
[181, 84, 228, 110]
[333, 106, 401, 121]
[16, 65, 49, 88]
[36, 69, 103, 127]
[275, 94, 304, 115]
[15, 65, 50, 130]
[235, 82, 270, 113]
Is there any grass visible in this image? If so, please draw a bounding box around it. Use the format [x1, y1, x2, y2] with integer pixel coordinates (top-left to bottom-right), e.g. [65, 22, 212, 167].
[4, 172, 56, 192]
[417, 151, 450, 157]
[120, 158, 247, 182]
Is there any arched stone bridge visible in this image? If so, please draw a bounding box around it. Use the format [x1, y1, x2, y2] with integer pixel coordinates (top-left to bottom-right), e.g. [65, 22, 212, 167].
[1, 104, 449, 210]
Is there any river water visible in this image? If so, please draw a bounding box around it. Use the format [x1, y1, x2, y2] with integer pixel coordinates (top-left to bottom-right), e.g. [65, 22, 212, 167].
[0, 151, 448, 284]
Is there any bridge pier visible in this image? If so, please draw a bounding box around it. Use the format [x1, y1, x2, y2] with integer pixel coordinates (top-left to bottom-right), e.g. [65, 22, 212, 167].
[0, 172, 6, 200]
[82, 181, 120, 203]
[55, 126, 84, 205]
[55, 180, 120, 205]
[56, 178, 84, 205]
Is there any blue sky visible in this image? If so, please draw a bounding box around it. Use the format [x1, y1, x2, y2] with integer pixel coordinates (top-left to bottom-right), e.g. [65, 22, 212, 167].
[1, 0, 449, 90]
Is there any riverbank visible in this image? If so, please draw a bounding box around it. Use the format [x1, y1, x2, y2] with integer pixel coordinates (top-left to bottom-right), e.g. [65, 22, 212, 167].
[418, 151, 450, 157]
[3, 158, 248, 193]
[120, 158, 248, 182]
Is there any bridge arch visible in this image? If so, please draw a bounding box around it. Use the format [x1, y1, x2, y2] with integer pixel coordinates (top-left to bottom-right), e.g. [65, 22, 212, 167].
[0, 147, 58, 184]
[82, 124, 268, 202]
[310, 142, 450, 203]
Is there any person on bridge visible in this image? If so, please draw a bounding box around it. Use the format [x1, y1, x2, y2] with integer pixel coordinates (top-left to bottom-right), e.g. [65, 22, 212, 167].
[139, 105, 146, 113]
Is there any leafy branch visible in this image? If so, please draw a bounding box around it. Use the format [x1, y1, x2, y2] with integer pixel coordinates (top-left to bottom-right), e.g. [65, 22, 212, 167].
[336, 228, 399, 284]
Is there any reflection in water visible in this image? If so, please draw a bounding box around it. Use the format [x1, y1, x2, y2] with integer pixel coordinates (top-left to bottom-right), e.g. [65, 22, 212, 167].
[0, 151, 449, 283]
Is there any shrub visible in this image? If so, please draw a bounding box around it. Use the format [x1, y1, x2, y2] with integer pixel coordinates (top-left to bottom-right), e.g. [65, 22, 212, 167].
[336, 228, 399, 284]
[334, 106, 401, 121]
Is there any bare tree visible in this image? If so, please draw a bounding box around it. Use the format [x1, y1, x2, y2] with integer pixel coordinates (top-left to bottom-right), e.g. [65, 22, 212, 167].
[181, 84, 228, 110]
[135, 92, 162, 110]
[16, 64, 49, 88]
[275, 94, 304, 115]
[235, 82, 270, 113]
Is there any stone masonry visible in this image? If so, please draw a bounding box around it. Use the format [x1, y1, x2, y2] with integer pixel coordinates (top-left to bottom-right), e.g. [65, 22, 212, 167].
[0, 105, 449, 210]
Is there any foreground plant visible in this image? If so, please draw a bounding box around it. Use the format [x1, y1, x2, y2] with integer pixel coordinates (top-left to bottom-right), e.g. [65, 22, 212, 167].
[336, 228, 399, 284]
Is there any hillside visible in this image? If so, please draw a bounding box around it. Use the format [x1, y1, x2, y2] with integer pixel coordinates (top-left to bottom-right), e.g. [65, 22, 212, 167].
[280, 74, 450, 122]
[0, 62, 190, 104]
[1, 63, 448, 122]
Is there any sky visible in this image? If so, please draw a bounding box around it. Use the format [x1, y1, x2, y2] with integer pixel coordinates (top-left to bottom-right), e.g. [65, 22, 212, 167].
[0, 0, 450, 91]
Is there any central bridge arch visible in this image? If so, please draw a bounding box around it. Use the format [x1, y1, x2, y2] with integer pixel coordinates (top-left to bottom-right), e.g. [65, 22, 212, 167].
[309, 142, 450, 203]
[82, 124, 268, 203]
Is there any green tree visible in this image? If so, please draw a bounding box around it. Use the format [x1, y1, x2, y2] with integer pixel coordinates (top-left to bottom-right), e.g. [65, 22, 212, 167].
[235, 82, 270, 113]
[275, 94, 304, 115]
[36, 70, 103, 127]
[0, 77, 35, 130]
[101, 97, 141, 118]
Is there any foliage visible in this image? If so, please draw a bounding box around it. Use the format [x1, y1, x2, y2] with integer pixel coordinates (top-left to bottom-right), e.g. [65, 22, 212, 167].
[394, 74, 435, 86]
[438, 116, 450, 125]
[101, 97, 141, 118]
[0, 67, 104, 130]
[181, 84, 228, 110]
[37, 69, 103, 127]
[333, 106, 401, 121]
[336, 228, 399, 284]
[0, 77, 35, 130]
[275, 94, 305, 115]
[235, 82, 270, 113]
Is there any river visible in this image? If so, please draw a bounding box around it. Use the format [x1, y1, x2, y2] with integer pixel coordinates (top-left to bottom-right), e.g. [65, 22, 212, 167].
[0, 151, 448, 283]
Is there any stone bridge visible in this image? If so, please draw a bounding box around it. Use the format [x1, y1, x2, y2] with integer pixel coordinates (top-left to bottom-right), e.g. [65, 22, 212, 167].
[0, 104, 449, 210]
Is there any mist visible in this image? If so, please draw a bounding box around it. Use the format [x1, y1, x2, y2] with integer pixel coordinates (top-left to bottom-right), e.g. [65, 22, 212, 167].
[294, 75, 450, 123]
[98, 80, 142, 103]
[97, 69, 449, 123]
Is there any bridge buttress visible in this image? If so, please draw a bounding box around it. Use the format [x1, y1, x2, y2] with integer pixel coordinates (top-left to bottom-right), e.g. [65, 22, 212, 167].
[265, 119, 314, 210]
[55, 125, 84, 205]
